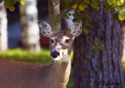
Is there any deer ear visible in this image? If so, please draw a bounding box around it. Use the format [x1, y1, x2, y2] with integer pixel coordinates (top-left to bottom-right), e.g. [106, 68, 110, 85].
[70, 20, 82, 37]
[38, 21, 53, 37]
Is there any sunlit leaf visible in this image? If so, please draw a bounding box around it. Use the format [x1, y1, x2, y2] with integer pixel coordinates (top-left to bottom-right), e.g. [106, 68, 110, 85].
[99, 44, 104, 50]
[79, 4, 88, 11]
[9, 5, 15, 12]
[21, 0, 26, 5]
[72, 4, 77, 9]
[119, 11, 125, 21]
[120, 8, 125, 13]
[79, 5, 85, 11]
[114, 5, 122, 11]
[92, 45, 98, 51]
[107, 0, 116, 5]
[115, 0, 123, 5]
[84, 0, 90, 4]
[83, 27, 89, 34]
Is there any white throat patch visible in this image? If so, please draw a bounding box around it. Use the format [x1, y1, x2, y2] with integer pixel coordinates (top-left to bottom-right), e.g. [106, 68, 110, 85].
[62, 55, 70, 62]
[53, 55, 70, 63]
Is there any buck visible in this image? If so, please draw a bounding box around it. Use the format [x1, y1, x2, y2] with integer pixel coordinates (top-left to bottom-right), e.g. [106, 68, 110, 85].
[0, 20, 82, 88]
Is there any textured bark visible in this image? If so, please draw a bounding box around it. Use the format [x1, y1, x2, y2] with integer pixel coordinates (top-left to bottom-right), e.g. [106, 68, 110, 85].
[72, 3, 124, 88]
[0, 1, 8, 51]
[19, 0, 40, 52]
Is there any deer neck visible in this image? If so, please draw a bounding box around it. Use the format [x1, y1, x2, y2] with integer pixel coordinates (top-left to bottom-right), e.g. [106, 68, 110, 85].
[49, 55, 71, 87]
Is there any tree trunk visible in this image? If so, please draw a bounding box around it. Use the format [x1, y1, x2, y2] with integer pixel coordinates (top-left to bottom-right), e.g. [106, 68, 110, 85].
[48, 0, 60, 31]
[72, 3, 124, 88]
[19, 0, 40, 52]
[0, 1, 8, 51]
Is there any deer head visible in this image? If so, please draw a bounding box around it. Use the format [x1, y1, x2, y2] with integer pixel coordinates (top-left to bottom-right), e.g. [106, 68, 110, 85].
[38, 21, 82, 61]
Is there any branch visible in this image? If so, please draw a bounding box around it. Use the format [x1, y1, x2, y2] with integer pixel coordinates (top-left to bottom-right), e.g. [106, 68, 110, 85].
[59, 7, 72, 20]
[56, 0, 83, 21]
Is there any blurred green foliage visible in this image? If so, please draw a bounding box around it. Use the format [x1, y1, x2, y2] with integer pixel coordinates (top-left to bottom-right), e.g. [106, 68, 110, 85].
[0, 0, 124, 21]
[0, 48, 73, 88]
[0, 48, 50, 65]
[0, 0, 25, 11]
[61, 0, 125, 21]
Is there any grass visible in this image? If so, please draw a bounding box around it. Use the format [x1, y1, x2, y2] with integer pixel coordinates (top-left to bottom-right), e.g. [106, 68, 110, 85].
[0, 48, 125, 87]
[0, 48, 50, 65]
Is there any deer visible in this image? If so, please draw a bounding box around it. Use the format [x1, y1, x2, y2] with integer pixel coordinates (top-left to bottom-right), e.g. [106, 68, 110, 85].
[0, 20, 82, 88]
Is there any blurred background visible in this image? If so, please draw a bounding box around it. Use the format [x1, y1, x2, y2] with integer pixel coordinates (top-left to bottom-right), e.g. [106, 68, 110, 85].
[0, 0, 125, 87]
[7, 0, 49, 49]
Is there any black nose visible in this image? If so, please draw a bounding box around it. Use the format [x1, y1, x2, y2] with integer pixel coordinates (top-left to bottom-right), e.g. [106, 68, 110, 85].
[51, 50, 60, 58]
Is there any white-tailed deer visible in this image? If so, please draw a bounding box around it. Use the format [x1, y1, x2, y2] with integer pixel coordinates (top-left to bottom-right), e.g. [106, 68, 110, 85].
[0, 21, 82, 88]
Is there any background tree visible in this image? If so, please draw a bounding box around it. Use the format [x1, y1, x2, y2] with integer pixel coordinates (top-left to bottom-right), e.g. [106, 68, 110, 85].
[19, 0, 40, 52]
[0, 0, 40, 52]
[0, 1, 8, 51]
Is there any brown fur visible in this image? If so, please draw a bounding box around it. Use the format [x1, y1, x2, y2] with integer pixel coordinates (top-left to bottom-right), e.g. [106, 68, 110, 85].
[0, 20, 82, 88]
[0, 31, 73, 88]
[0, 58, 71, 88]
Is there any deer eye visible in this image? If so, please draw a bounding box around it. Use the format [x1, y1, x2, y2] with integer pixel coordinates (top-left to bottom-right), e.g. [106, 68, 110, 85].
[51, 39, 54, 43]
[65, 39, 70, 43]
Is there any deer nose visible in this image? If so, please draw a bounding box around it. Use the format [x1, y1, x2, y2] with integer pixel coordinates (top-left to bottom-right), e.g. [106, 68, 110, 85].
[51, 50, 60, 58]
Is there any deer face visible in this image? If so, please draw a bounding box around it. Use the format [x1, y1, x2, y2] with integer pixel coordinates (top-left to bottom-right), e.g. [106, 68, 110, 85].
[38, 21, 82, 61]
[50, 32, 74, 61]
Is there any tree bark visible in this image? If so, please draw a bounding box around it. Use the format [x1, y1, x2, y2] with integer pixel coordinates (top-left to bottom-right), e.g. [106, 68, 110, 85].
[0, 1, 8, 51]
[48, 0, 60, 31]
[72, 3, 124, 88]
[19, 0, 40, 52]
